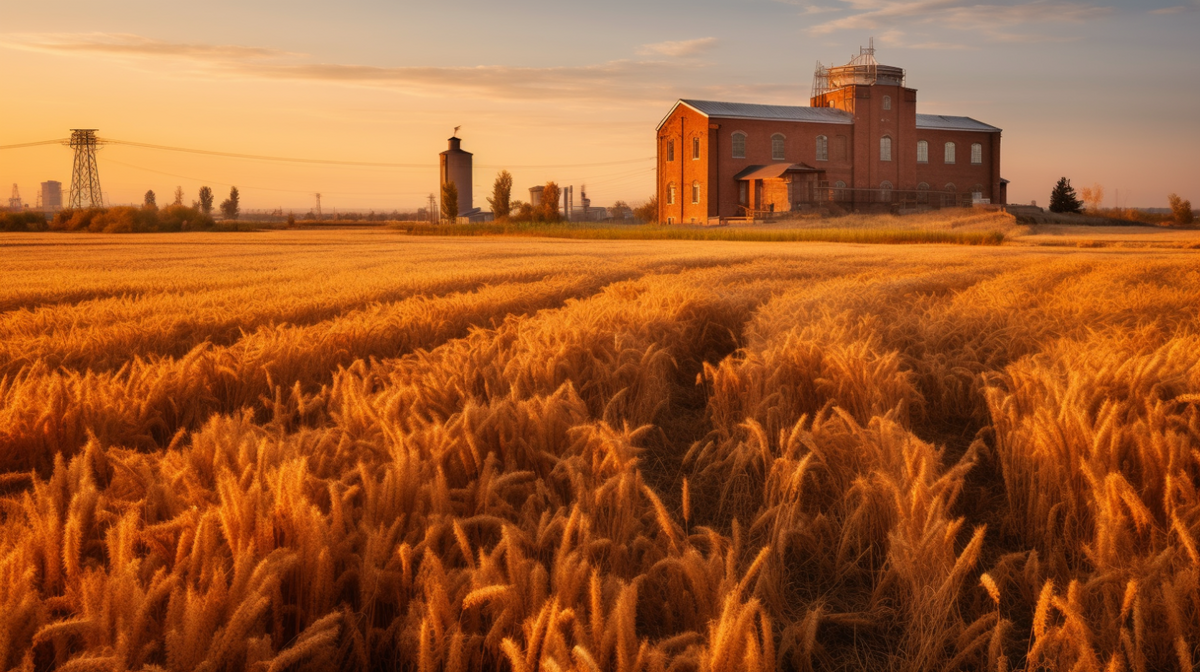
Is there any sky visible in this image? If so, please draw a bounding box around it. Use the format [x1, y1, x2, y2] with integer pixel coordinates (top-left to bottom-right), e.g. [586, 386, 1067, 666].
[1, 0, 1198, 212]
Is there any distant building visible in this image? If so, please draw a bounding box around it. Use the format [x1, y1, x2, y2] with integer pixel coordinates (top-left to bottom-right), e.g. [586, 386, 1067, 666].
[440, 135, 487, 222]
[656, 42, 1006, 224]
[40, 181, 63, 212]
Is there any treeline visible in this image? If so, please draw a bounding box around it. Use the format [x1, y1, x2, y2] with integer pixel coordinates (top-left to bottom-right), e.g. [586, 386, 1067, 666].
[1050, 178, 1195, 225]
[50, 205, 216, 233]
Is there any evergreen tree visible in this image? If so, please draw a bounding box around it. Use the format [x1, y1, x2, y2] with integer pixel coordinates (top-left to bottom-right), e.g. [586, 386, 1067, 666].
[440, 181, 458, 223]
[220, 187, 240, 220]
[143, 190, 157, 209]
[198, 186, 214, 215]
[1049, 177, 1082, 214]
[487, 170, 513, 220]
[173, 186, 184, 206]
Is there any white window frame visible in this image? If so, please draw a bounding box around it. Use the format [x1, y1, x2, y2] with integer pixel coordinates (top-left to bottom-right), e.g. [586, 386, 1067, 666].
[917, 140, 928, 164]
[880, 135, 892, 162]
[883, 95, 891, 111]
[816, 135, 829, 162]
[771, 134, 786, 161]
[667, 182, 676, 205]
[971, 143, 983, 165]
[945, 142, 956, 164]
[667, 139, 675, 162]
[692, 136, 700, 160]
[732, 132, 746, 159]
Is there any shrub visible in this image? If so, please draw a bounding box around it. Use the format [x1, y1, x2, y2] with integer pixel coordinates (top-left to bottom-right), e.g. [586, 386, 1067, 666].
[0, 211, 48, 232]
[1168, 193, 1194, 226]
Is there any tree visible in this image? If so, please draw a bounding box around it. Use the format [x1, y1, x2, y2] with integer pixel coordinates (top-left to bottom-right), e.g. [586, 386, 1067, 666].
[198, 187, 214, 215]
[487, 170, 513, 220]
[610, 200, 632, 221]
[632, 195, 658, 223]
[1168, 193, 1194, 226]
[1049, 177, 1082, 214]
[1079, 183, 1104, 212]
[173, 186, 184, 206]
[540, 182, 561, 222]
[220, 186, 240, 220]
[440, 181, 458, 223]
[143, 190, 157, 209]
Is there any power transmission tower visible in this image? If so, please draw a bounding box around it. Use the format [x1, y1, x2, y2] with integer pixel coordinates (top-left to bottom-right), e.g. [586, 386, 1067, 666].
[427, 193, 437, 224]
[68, 129, 103, 209]
[8, 184, 21, 211]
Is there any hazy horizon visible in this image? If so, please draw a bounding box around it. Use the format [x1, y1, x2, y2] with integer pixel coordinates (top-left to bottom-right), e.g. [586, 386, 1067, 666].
[2, 0, 1198, 211]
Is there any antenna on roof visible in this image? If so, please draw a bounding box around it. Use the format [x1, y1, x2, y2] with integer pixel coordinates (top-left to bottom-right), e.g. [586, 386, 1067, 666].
[453, 126, 461, 138]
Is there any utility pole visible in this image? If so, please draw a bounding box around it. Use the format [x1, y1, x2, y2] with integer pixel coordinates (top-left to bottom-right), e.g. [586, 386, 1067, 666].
[427, 193, 437, 225]
[315, 193, 322, 220]
[67, 129, 103, 209]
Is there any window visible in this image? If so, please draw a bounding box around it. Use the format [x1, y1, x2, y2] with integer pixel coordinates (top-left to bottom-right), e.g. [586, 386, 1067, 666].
[692, 180, 700, 204]
[917, 140, 929, 164]
[971, 143, 982, 165]
[880, 136, 893, 162]
[667, 182, 676, 205]
[973, 184, 985, 201]
[883, 95, 891, 111]
[833, 180, 847, 200]
[943, 183, 957, 207]
[880, 181, 893, 202]
[771, 134, 786, 161]
[732, 132, 746, 159]
[945, 183, 956, 192]
[667, 140, 675, 162]
[738, 181, 748, 205]
[945, 142, 956, 164]
[816, 135, 829, 162]
[917, 182, 930, 204]
[693, 137, 700, 160]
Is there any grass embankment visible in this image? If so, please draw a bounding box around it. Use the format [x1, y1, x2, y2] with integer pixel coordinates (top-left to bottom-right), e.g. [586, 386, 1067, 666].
[396, 221, 1006, 245]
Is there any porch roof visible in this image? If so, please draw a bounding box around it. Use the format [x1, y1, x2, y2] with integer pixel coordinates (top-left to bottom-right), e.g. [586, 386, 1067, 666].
[732, 163, 823, 181]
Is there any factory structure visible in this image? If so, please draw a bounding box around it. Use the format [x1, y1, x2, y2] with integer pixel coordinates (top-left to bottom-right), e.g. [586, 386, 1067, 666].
[438, 134, 608, 223]
[656, 41, 1007, 224]
[4, 181, 62, 213]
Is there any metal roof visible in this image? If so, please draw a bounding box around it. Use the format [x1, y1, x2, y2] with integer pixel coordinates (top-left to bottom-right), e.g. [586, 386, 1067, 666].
[732, 163, 823, 181]
[658, 99, 854, 129]
[915, 114, 1001, 133]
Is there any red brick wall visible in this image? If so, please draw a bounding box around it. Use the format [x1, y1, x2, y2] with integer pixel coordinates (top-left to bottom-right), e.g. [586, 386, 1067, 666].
[657, 105, 710, 224]
[913, 129, 1001, 201]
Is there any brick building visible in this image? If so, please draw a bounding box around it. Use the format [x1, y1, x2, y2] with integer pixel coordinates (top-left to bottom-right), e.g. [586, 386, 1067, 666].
[656, 44, 1006, 224]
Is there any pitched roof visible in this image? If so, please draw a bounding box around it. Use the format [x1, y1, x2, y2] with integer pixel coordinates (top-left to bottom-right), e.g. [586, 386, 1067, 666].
[658, 99, 1001, 133]
[915, 114, 1001, 132]
[658, 99, 853, 130]
[732, 163, 824, 181]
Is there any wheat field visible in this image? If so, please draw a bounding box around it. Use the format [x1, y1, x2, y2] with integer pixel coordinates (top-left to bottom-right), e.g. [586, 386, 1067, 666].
[1, 229, 1197, 672]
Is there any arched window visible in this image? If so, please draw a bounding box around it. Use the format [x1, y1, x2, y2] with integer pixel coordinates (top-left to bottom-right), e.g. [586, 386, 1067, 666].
[880, 136, 893, 162]
[667, 140, 675, 162]
[692, 181, 701, 204]
[771, 134, 786, 161]
[834, 180, 847, 200]
[943, 183, 957, 207]
[917, 182, 930, 204]
[945, 183, 957, 192]
[693, 137, 700, 160]
[816, 135, 829, 162]
[917, 140, 929, 164]
[971, 143, 983, 165]
[880, 181, 893, 202]
[732, 132, 746, 159]
[945, 142, 956, 164]
[883, 95, 892, 111]
[972, 184, 985, 201]
[667, 182, 676, 205]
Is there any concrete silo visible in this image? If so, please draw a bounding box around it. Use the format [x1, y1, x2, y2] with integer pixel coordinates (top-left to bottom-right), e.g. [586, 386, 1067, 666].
[440, 136, 473, 216]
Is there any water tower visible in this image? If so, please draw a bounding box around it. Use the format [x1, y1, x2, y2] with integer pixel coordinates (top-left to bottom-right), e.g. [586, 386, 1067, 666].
[439, 133, 473, 216]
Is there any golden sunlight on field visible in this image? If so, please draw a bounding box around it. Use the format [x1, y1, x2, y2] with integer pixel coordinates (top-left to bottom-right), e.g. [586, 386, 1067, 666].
[1, 230, 1197, 672]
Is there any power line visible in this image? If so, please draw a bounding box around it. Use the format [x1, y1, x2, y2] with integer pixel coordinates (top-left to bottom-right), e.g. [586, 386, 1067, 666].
[101, 138, 654, 170]
[0, 139, 70, 150]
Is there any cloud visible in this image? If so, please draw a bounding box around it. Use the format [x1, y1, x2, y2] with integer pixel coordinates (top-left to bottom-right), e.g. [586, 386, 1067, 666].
[636, 37, 718, 57]
[1150, 4, 1194, 13]
[809, 0, 1111, 37]
[3, 33, 691, 103]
